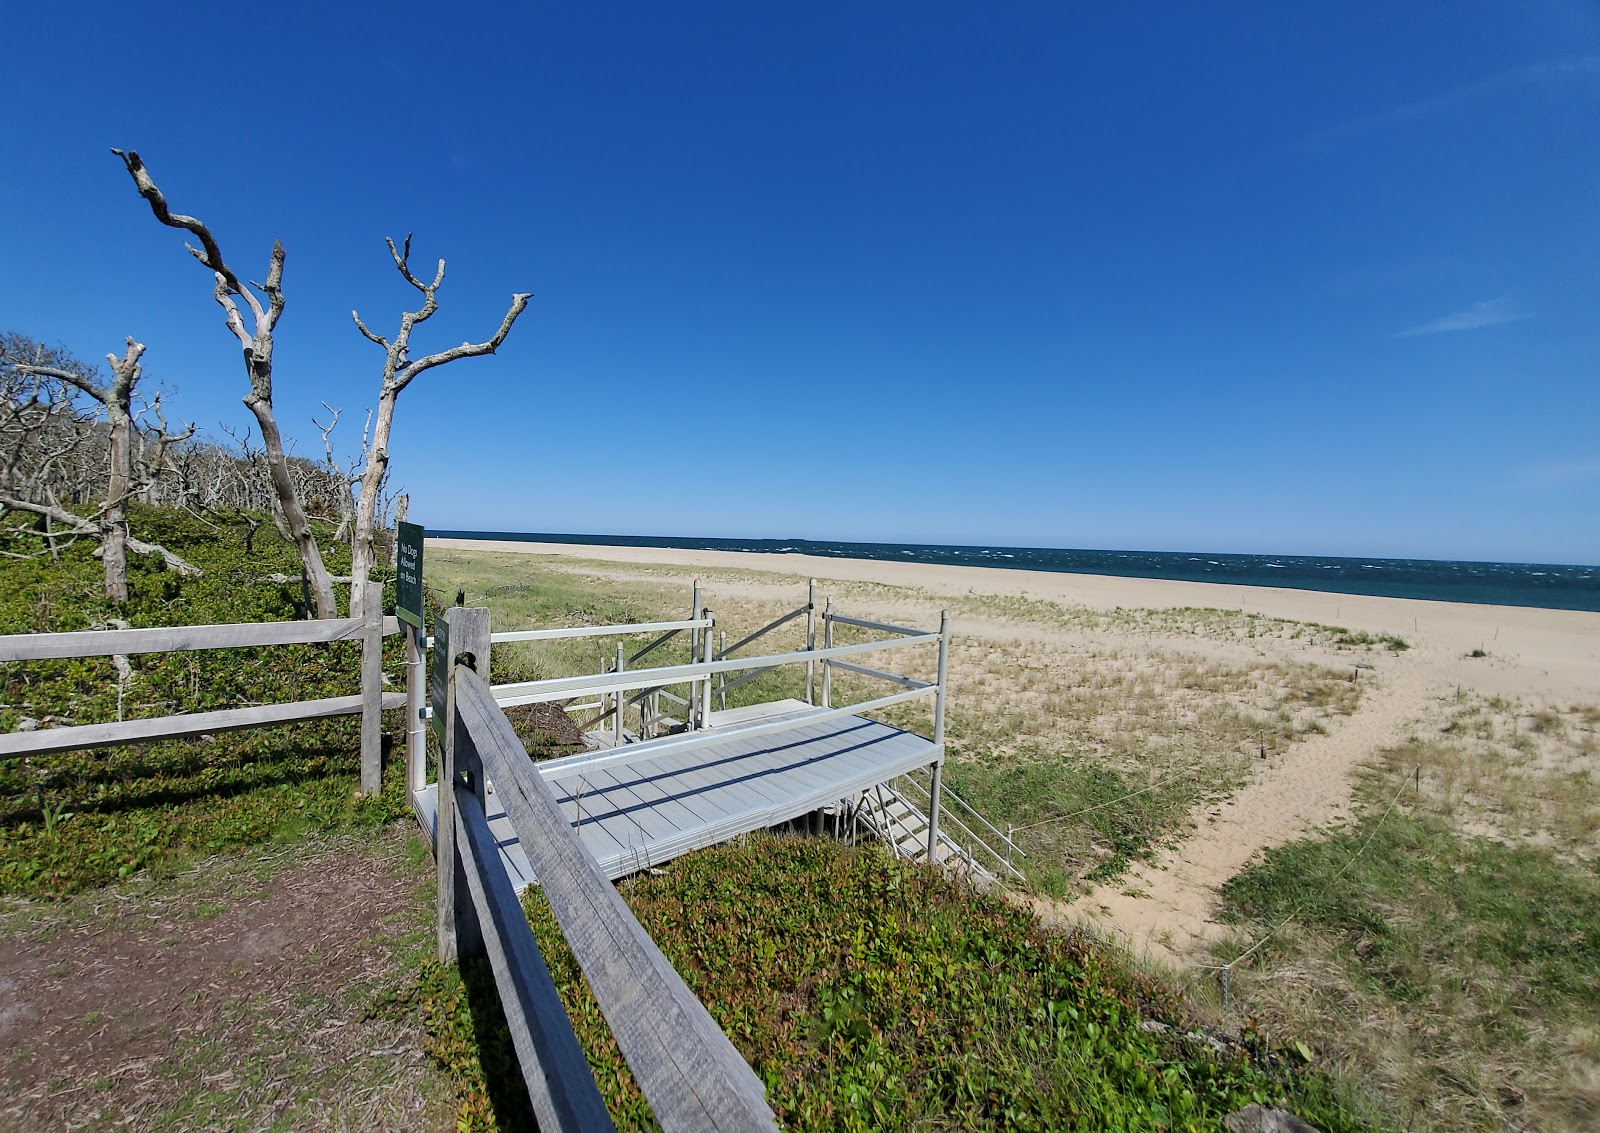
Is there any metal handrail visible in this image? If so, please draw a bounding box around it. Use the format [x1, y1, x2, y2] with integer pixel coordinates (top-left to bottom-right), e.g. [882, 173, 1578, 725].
[577, 679, 694, 733]
[827, 659, 931, 690]
[895, 774, 1024, 881]
[490, 618, 711, 644]
[910, 770, 1028, 861]
[714, 604, 809, 662]
[826, 613, 929, 638]
[714, 664, 778, 699]
[491, 632, 939, 707]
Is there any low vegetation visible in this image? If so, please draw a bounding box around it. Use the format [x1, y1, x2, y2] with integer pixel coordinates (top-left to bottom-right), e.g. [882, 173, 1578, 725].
[0, 506, 413, 897]
[407, 834, 1368, 1132]
[1214, 694, 1600, 1133]
[21, 526, 1557, 1131]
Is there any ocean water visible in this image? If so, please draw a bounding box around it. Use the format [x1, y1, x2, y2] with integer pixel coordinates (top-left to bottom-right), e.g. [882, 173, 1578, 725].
[430, 531, 1600, 613]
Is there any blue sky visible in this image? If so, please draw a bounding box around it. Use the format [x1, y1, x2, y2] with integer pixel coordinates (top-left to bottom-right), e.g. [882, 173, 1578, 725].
[4, 2, 1598, 564]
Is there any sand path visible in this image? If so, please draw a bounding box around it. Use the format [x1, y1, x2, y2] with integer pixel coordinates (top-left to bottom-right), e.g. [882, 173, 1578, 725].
[1075, 657, 1435, 966]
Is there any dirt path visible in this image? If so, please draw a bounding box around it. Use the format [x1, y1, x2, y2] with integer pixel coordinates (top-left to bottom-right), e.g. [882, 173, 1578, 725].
[0, 825, 452, 1132]
[1074, 658, 1437, 966]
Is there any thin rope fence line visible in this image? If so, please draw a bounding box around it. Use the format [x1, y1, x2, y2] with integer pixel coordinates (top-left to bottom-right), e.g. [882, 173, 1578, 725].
[1196, 766, 1418, 974]
[1008, 767, 1193, 835]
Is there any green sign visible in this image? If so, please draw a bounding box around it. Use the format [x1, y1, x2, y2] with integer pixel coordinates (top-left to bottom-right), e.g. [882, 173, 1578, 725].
[396, 522, 425, 629]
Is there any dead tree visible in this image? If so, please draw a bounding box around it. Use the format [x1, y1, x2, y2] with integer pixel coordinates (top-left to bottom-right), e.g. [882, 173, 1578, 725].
[2, 335, 197, 594]
[348, 234, 530, 616]
[12, 338, 191, 600]
[111, 148, 340, 618]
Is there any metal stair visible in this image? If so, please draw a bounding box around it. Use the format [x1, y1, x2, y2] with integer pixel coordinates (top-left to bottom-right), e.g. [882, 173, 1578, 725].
[854, 779, 1026, 886]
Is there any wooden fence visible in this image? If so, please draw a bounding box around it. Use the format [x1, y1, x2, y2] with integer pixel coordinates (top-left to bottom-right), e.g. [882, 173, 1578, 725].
[436, 607, 779, 1132]
[0, 608, 404, 793]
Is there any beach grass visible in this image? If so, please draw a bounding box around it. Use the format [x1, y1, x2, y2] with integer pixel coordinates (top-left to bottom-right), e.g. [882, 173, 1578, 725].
[1211, 695, 1600, 1133]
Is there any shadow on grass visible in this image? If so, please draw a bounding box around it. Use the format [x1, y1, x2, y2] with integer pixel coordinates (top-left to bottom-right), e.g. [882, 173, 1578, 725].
[458, 954, 539, 1133]
[1, 729, 399, 828]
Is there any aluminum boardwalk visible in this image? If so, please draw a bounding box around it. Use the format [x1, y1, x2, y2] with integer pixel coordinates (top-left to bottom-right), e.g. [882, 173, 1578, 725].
[415, 706, 937, 889]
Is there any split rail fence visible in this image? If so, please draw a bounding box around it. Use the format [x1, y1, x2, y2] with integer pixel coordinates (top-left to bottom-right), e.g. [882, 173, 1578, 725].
[435, 607, 780, 1132]
[0, 608, 404, 793]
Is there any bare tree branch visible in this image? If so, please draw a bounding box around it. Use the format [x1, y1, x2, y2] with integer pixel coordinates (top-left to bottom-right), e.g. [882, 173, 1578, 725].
[111, 149, 337, 616]
[351, 311, 389, 347]
[0, 493, 201, 576]
[111, 149, 243, 294]
[395, 292, 533, 394]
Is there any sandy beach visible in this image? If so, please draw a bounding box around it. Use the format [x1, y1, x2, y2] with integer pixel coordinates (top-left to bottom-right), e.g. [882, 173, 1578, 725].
[430, 537, 1600, 962]
[432, 538, 1600, 701]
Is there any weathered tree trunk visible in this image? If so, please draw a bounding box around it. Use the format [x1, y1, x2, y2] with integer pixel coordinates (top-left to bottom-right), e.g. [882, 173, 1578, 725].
[112, 148, 340, 618]
[347, 234, 530, 618]
[347, 382, 398, 616]
[245, 357, 337, 618]
[102, 401, 130, 603]
[11, 338, 185, 603]
[392, 493, 408, 569]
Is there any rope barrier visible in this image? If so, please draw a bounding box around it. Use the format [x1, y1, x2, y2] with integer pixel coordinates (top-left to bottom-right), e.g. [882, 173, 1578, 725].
[1198, 766, 1418, 981]
[1008, 768, 1193, 835]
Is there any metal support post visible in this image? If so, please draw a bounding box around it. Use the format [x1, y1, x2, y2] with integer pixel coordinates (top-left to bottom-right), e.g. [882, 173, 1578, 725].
[689, 582, 701, 662]
[927, 609, 950, 861]
[805, 578, 816, 705]
[821, 598, 833, 709]
[614, 643, 627, 745]
[405, 619, 425, 794]
[699, 611, 715, 729]
[718, 631, 727, 711]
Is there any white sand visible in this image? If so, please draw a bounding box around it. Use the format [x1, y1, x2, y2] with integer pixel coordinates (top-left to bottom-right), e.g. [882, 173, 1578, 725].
[433, 538, 1600, 702]
[431, 537, 1600, 962]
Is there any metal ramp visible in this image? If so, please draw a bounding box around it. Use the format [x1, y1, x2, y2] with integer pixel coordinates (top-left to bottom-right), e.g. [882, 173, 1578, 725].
[415, 707, 942, 889]
[419, 582, 1027, 894]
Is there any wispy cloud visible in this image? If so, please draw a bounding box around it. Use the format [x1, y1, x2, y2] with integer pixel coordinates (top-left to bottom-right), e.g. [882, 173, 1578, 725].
[1296, 56, 1600, 151]
[1393, 297, 1529, 339]
[1512, 457, 1600, 492]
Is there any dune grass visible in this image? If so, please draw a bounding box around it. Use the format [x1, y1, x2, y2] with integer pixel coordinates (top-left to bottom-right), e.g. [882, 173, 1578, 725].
[1213, 695, 1600, 1132]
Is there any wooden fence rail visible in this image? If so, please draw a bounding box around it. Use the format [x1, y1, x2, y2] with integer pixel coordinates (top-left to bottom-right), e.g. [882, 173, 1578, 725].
[0, 612, 402, 793]
[438, 607, 779, 1133]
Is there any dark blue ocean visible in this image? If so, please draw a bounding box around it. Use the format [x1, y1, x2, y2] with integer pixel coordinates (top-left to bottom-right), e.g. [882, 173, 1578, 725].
[430, 531, 1600, 613]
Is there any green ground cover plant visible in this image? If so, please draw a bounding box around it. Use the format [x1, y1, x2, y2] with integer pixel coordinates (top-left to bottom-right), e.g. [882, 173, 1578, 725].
[0, 506, 413, 896]
[407, 834, 1370, 1132]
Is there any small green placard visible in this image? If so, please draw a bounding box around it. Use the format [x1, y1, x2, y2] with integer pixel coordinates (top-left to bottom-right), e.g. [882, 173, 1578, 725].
[396, 522, 425, 629]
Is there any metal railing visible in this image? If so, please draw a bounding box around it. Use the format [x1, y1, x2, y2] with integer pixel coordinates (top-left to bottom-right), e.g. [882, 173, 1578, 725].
[435, 607, 778, 1132]
[486, 583, 715, 740]
[711, 580, 816, 711]
[892, 769, 1028, 883]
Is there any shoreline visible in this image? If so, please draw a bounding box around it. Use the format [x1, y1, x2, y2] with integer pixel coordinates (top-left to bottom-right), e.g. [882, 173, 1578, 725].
[431, 537, 1600, 702]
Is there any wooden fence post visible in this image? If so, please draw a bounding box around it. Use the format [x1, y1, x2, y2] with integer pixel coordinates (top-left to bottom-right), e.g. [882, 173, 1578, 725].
[359, 583, 385, 795]
[439, 605, 490, 962]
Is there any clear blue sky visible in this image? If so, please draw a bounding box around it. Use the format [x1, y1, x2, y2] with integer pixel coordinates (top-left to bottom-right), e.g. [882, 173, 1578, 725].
[4, 2, 1597, 565]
